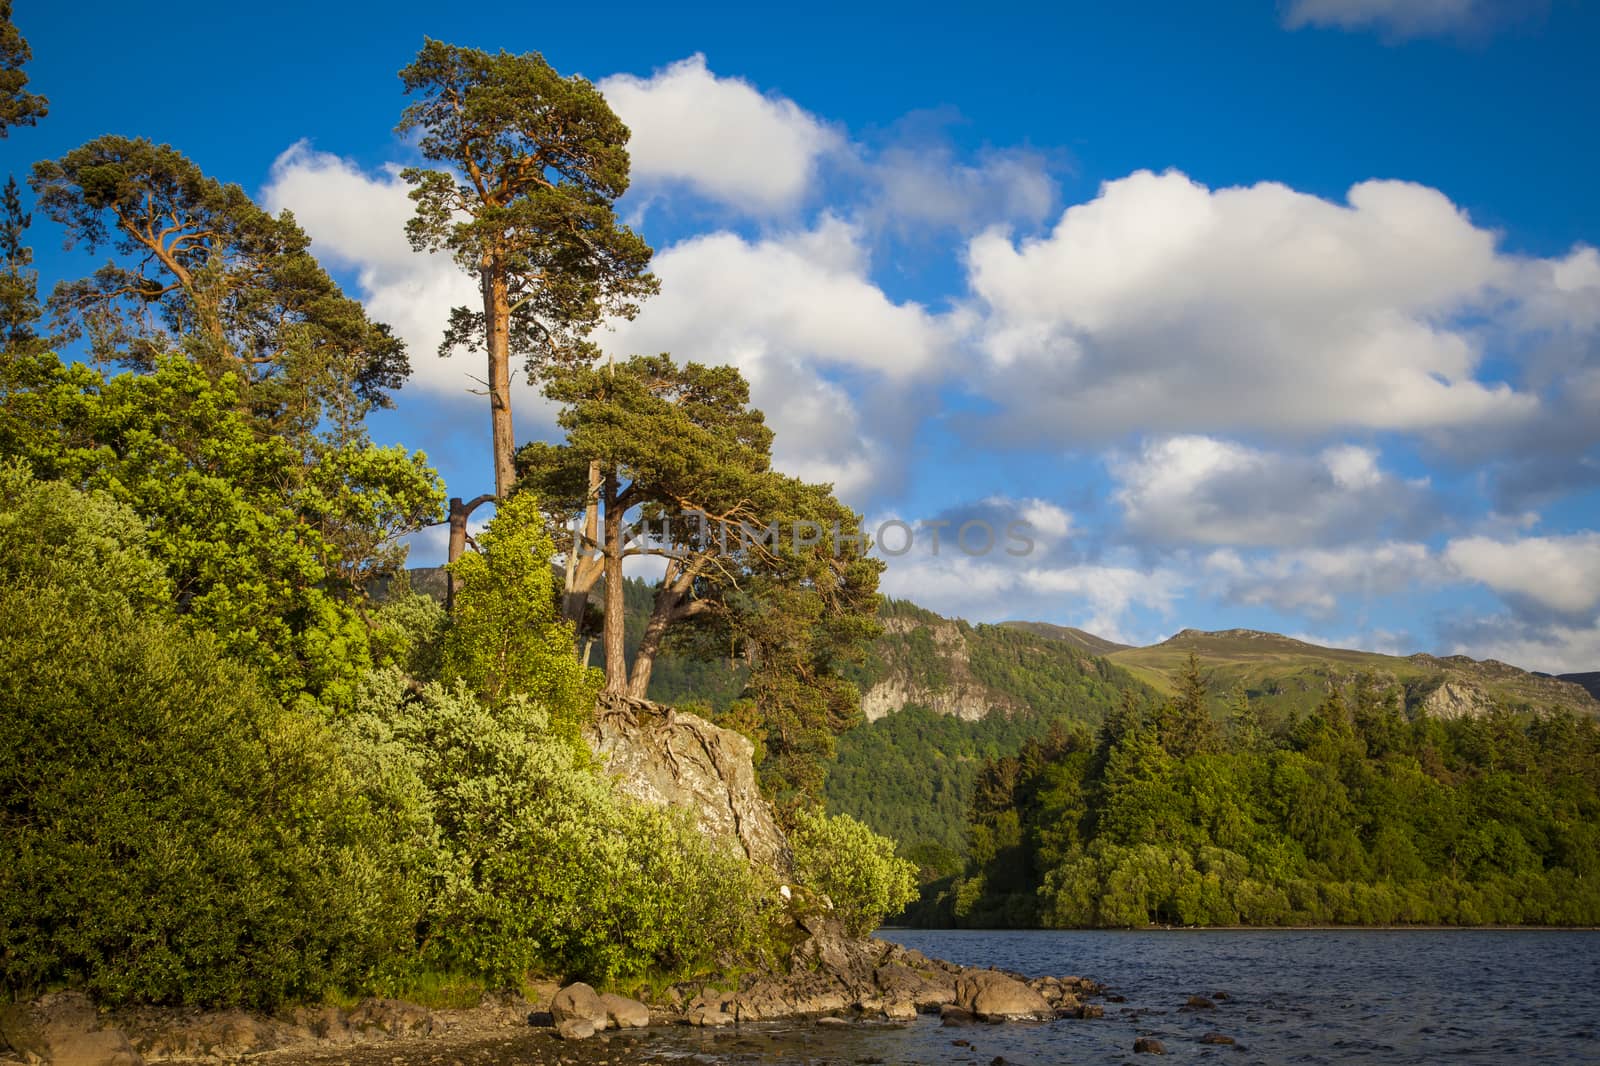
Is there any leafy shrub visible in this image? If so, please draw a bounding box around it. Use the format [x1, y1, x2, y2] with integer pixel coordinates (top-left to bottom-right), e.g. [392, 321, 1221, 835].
[0, 472, 419, 1007]
[351, 669, 772, 987]
[789, 810, 920, 936]
[439, 492, 599, 735]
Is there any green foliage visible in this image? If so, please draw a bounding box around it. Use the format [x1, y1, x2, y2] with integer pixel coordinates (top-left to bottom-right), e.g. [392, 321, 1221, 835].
[826, 614, 1155, 860]
[350, 669, 772, 987]
[397, 39, 657, 371]
[0, 175, 46, 351]
[29, 136, 407, 434]
[945, 665, 1600, 928]
[789, 810, 920, 937]
[0, 353, 443, 708]
[0, 474, 418, 1007]
[439, 492, 601, 731]
[0, 1, 47, 135]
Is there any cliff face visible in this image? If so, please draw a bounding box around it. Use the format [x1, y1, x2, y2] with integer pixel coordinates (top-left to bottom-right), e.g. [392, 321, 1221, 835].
[859, 616, 1011, 722]
[583, 693, 790, 873]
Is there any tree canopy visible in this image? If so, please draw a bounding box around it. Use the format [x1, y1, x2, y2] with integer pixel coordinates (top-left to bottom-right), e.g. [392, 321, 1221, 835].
[398, 39, 657, 496]
[30, 136, 408, 439]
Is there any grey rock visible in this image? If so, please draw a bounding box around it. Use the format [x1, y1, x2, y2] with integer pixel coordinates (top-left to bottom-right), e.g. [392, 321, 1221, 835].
[597, 993, 649, 1030]
[954, 971, 1052, 1021]
[586, 696, 789, 872]
[555, 1017, 597, 1041]
[550, 983, 608, 1031]
[346, 998, 434, 1038]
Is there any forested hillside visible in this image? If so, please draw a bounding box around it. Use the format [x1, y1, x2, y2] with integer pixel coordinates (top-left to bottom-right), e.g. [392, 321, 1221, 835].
[917, 661, 1600, 928]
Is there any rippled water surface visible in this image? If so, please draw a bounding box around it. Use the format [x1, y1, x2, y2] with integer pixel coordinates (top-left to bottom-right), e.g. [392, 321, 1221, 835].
[632, 929, 1600, 1065]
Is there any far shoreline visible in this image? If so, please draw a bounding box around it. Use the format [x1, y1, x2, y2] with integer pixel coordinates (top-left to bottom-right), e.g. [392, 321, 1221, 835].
[882, 924, 1600, 933]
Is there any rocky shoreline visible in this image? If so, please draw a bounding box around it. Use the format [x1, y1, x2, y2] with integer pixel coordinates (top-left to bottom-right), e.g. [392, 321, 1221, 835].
[0, 921, 1105, 1065]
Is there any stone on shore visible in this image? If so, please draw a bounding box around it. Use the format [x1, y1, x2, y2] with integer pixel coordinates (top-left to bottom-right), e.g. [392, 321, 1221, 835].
[550, 982, 609, 1034]
[0, 992, 143, 1066]
[954, 971, 1052, 1021]
[598, 992, 650, 1029]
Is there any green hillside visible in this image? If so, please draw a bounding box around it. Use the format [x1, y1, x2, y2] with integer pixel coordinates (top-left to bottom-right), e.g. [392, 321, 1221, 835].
[1108, 628, 1598, 724]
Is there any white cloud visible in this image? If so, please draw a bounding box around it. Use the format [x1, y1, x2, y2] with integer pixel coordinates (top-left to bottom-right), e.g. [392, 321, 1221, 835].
[867, 496, 1176, 643]
[264, 143, 511, 403]
[1281, 0, 1542, 40]
[603, 217, 958, 498]
[966, 169, 1540, 444]
[1443, 615, 1600, 676]
[599, 55, 842, 216]
[1444, 532, 1600, 617]
[865, 142, 1057, 235]
[1111, 435, 1433, 547]
[1205, 542, 1438, 618]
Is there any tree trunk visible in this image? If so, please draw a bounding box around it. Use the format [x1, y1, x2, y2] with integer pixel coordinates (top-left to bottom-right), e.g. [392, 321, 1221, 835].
[446, 497, 469, 612]
[483, 261, 516, 499]
[562, 460, 603, 625]
[627, 585, 686, 699]
[601, 475, 628, 693]
[444, 494, 493, 613]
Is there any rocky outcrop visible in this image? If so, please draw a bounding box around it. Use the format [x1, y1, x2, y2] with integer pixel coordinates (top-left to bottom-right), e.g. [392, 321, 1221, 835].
[1418, 679, 1497, 720]
[670, 914, 1099, 1025]
[860, 617, 1019, 722]
[584, 694, 789, 871]
[0, 993, 142, 1066]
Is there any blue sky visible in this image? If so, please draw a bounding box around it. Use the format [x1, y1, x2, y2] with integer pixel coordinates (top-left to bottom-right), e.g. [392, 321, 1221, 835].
[8, 0, 1600, 670]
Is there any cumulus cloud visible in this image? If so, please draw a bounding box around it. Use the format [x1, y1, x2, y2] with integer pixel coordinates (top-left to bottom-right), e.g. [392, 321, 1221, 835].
[1441, 614, 1600, 676]
[864, 139, 1058, 236]
[598, 54, 842, 216]
[1444, 532, 1600, 618]
[867, 496, 1179, 643]
[263, 143, 513, 404]
[1281, 0, 1546, 41]
[1204, 542, 1438, 618]
[964, 169, 1542, 445]
[602, 216, 960, 499]
[1111, 435, 1436, 547]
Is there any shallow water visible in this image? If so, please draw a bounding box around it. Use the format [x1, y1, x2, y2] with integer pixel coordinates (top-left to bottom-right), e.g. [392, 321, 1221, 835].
[638, 928, 1600, 1064]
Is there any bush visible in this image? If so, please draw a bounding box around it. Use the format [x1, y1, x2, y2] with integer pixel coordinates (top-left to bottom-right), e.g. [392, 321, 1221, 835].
[350, 669, 772, 987]
[0, 472, 418, 1007]
[789, 810, 920, 936]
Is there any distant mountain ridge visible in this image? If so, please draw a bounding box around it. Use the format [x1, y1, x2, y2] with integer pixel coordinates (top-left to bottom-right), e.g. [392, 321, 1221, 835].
[998, 620, 1132, 656]
[1560, 672, 1600, 700]
[1106, 626, 1598, 720]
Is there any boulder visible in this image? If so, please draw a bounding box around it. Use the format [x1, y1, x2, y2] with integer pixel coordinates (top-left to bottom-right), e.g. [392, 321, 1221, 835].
[684, 993, 736, 1027]
[550, 983, 609, 1032]
[1181, 995, 1216, 1011]
[585, 696, 788, 872]
[0, 993, 142, 1066]
[555, 1017, 597, 1041]
[1133, 1036, 1167, 1054]
[939, 1005, 976, 1026]
[345, 998, 434, 1038]
[1200, 1032, 1236, 1045]
[954, 971, 1052, 1021]
[597, 993, 650, 1030]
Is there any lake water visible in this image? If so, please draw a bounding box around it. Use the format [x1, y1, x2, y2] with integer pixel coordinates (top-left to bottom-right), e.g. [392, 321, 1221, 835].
[645, 929, 1600, 1065]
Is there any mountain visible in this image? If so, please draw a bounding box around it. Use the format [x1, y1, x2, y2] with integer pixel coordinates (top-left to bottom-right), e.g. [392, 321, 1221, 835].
[1560, 672, 1600, 700]
[998, 620, 1131, 656]
[1106, 627, 1598, 721]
